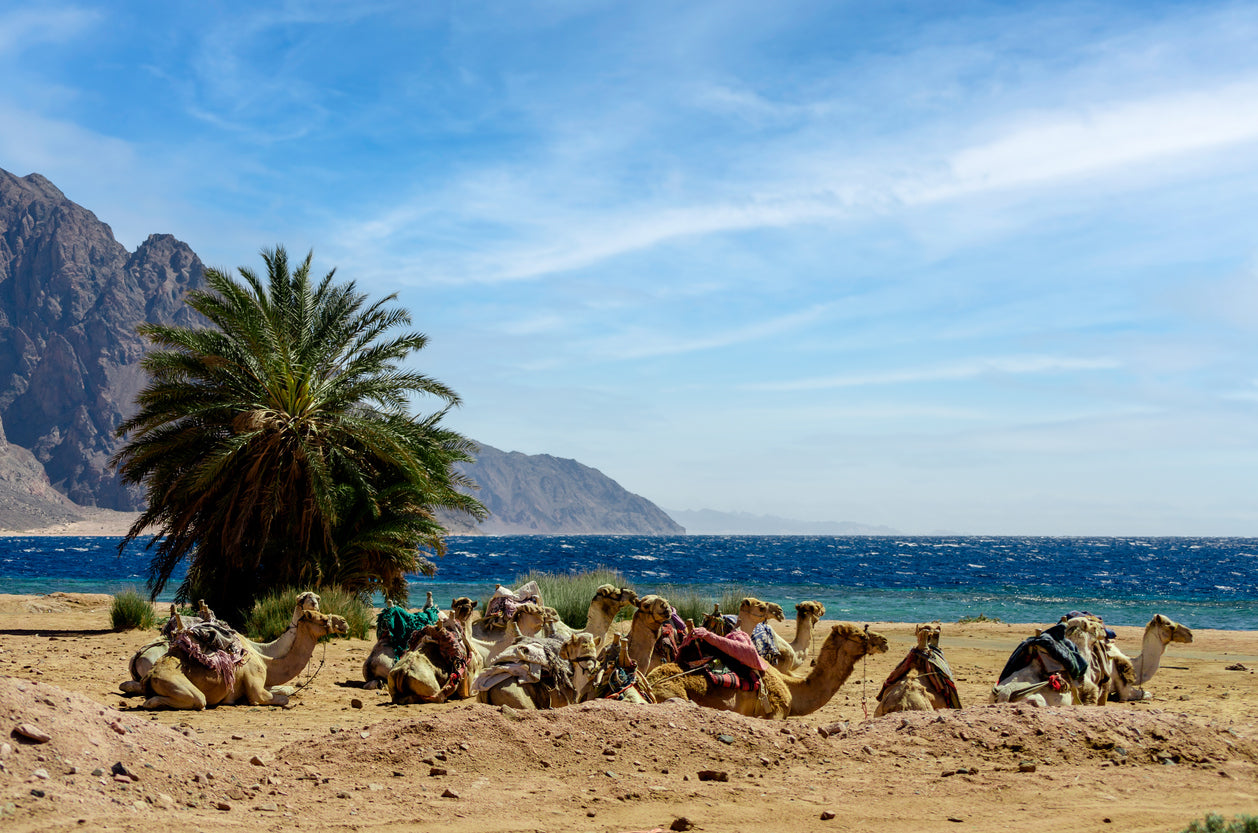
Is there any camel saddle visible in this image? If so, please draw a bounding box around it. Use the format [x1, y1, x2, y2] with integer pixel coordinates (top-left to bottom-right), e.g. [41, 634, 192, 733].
[879, 646, 962, 709]
[676, 628, 764, 692]
[719, 614, 780, 663]
[377, 604, 440, 655]
[998, 622, 1088, 682]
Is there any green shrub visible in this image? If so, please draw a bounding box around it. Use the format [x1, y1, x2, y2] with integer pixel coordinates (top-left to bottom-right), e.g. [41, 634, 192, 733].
[243, 587, 372, 642]
[957, 613, 1003, 624]
[650, 584, 753, 625]
[511, 566, 632, 629]
[1181, 815, 1258, 833]
[109, 589, 157, 631]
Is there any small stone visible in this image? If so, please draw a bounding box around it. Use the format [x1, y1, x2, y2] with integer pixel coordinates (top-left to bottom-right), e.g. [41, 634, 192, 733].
[948, 818, 964, 823]
[109, 723, 127, 736]
[337, 791, 352, 799]
[697, 770, 729, 782]
[716, 734, 735, 744]
[1018, 761, 1036, 773]
[0, 743, 12, 757]
[31, 768, 49, 780]
[350, 699, 363, 709]
[111, 762, 139, 781]
[90, 768, 104, 777]
[231, 734, 244, 740]
[255, 802, 278, 812]
[359, 731, 370, 739]
[818, 722, 847, 739]
[216, 801, 232, 811]
[459, 742, 470, 751]
[670, 817, 695, 831]
[862, 745, 875, 755]
[820, 811, 836, 821]
[113, 774, 133, 784]
[441, 788, 459, 799]
[250, 756, 265, 766]
[429, 767, 447, 777]
[30, 788, 46, 798]
[12, 724, 50, 744]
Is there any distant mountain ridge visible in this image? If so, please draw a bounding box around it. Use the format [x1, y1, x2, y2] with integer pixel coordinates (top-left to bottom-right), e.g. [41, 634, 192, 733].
[442, 444, 683, 535]
[0, 167, 681, 535]
[667, 508, 896, 536]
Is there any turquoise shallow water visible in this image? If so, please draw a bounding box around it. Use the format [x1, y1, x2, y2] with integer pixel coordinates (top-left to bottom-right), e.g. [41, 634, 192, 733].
[1, 534, 1254, 629]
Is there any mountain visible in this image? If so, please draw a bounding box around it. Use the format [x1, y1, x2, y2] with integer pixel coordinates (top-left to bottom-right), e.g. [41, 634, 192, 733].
[666, 508, 896, 536]
[0, 168, 681, 535]
[441, 444, 684, 535]
[0, 169, 207, 510]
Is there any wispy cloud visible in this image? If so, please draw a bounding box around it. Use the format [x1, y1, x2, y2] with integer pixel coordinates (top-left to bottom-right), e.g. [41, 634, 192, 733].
[750, 356, 1122, 392]
[0, 6, 99, 56]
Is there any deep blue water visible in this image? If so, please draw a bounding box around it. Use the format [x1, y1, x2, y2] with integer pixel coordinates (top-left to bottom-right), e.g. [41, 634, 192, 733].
[1, 535, 1254, 629]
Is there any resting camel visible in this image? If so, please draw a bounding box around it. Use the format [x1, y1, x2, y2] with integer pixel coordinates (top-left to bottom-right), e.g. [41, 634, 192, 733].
[473, 632, 598, 709]
[122, 592, 322, 694]
[584, 585, 638, 647]
[589, 632, 651, 703]
[137, 609, 349, 710]
[764, 601, 827, 673]
[874, 622, 961, 716]
[626, 594, 674, 675]
[1101, 614, 1194, 701]
[991, 616, 1107, 706]
[388, 599, 482, 705]
[647, 623, 889, 719]
[362, 591, 439, 690]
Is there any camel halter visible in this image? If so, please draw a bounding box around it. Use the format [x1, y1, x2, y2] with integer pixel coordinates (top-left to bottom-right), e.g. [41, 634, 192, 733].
[291, 640, 328, 696]
[861, 624, 870, 720]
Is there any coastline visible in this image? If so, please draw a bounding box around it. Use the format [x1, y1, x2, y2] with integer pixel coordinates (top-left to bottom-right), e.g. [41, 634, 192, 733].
[0, 592, 1254, 832]
[0, 508, 142, 537]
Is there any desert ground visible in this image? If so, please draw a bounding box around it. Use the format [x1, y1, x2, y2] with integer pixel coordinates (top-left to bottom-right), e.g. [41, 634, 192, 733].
[0, 592, 1254, 833]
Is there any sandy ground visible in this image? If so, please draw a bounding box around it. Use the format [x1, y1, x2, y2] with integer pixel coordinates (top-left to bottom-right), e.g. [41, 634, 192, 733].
[0, 509, 143, 537]
[0, 593, 1255, 833]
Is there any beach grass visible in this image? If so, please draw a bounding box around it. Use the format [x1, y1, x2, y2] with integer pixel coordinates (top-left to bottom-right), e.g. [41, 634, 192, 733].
[109, 588, 157, 631]
[1180, 815, 1258, 833]
[508, 566, 632, 630]
[244, 587, 372, 642]
[957, 613, 1004, 624]
[649, 584, 752, 624]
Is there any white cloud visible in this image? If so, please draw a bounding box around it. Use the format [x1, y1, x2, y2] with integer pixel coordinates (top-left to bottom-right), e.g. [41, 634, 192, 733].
[0, 6, 99, 56]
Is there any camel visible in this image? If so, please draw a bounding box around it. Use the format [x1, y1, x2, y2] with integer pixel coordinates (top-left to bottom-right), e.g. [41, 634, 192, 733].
[647, 623, 889, 719]
[387, 600, 483, 705]
[589, 632, 651, 703]
[991, 616, 1106, 706]
[584, 585, 638, 647]
[1101, 614, 1194, 701]
[137, 608, 349, 709]
[473, 631, 599, 709]
[764, 601, 827, 673]
[362, 591, 440, 689]
[626, 594, 674, 675]
[874, 622, 961, 716]
[122, 591, 322, 694]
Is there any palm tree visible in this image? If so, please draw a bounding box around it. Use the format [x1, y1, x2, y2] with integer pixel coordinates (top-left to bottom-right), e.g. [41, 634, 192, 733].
[112, 246, 485, 621]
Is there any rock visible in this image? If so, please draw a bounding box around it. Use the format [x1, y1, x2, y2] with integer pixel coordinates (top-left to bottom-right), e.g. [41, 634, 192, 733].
[817, 722, 847, 739]
[31, 768, 49, 780]
[1225, 663, 1248, 671]
[1018, 761, 1037, 773]
[716, 734, 735, 744]
[429, 767, 447, 777]
[250, 755, 265, 766]
[255, 802, 278, 812]
[821, 811, 836, 820]
[350, 698, 363, 708]
[111, 762, 139, 781]
[12, 724, 50, 744]
[948, 817, 965, 823]
[0, 743, 11, 757]
[697, 770, 729, 782]
[30, 789, 46, 798]
[441, 788, 459, 799]
[215, 802, 232, 811]
[670, 817, 695, 831]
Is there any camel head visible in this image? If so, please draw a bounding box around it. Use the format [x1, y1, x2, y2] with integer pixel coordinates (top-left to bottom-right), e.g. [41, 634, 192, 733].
[512, 602, 548, 636]
[765, 602, 786, 622]
[824, 623, 889, 659]
[594, 584, 638, 606]
[701, 604, 727, 634]
[796, 601, 826, 622]
[1151, 614, 1194, 645]
[914, 622, 942, 649]
[738, 597, 771, 624]
[562, 632, 599, 701]
[450, 597, 477, 622]
[634, 594, 672, 624]
[294, 591, 321, 612]
[297, 609, 349, 638]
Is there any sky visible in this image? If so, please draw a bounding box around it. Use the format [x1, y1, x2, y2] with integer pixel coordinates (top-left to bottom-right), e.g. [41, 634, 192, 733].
[3, 0, 1258, 535]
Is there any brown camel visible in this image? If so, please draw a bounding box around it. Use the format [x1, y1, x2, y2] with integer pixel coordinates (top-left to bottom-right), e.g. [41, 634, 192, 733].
[874, 622, 961, 716]
[647, 623, 889, 719]
[473, 632, 599, 709]
[138, 609, 348, 710]
[585, 585, 638, 647]
[626, 594, 673, 674]
[764, 601, 827, 673]
[387, 600, 482, 705]
[362, 591, 439, 690]
[1102, 614, 1194, 701]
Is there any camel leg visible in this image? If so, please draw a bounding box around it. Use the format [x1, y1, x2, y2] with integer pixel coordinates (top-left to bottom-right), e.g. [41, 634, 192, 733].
[481, 681, 540, 710]
[241, 672, 288, 706]
[143, 672, 208, 710]
[119, 680, 145, 696]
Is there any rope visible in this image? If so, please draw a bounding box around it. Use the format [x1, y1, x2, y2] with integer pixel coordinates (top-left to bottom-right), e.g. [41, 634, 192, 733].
[861, 624, 869, 720]
[290, 641, 328, 695]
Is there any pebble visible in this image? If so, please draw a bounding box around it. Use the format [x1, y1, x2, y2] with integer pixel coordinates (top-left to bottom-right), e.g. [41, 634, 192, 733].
[429, 767, 447, 777]
[0, 743, 12, 757]
[670, 817, 695, 831]
[31, 768, 49, 780]
[820, 811, 836, 821]
[255, 802, 278, 812]
[1018, 761, 1037, 773]
[350, 699, 363, 709]
[13, 724, 51, 744]
[441, 788, 459, 799]
[697, 770, 729, 782]
[30, 789, 46, 798]
[716, 734, 735, 745]
[215, 802, 232, 811]
[111, 762, 139, 781]
[250, 755, 265, 766]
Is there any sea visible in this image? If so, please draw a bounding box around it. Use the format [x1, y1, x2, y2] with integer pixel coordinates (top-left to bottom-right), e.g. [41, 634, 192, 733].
[1, 535, 1255, 630]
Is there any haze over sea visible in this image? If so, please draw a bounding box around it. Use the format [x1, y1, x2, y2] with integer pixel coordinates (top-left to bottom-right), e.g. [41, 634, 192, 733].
[1, 535, 1254, 630]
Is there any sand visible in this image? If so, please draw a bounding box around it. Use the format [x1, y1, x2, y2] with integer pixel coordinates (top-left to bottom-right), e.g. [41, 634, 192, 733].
[0, 593, 1255, 833]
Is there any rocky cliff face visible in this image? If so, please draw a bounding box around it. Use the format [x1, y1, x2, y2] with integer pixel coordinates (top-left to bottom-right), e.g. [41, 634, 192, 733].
[442, 443, 684, 535]
[0, 169, 206, 509]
